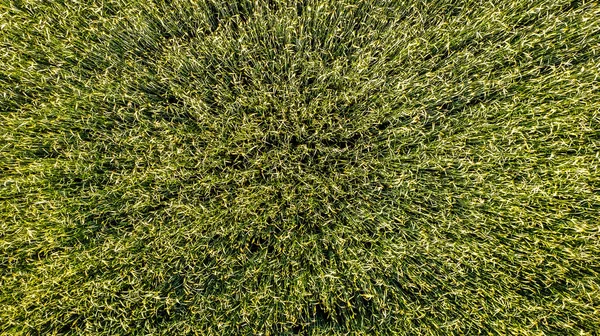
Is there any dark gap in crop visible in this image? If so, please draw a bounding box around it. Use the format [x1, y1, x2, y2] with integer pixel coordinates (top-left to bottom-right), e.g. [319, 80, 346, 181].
[294, 211, 319, 233]
[29, 144, 61, 159]
[9, 0, 36, 15]
[570, 264, 600, 279]
[61, 225, 96, 248]
[0, 96, 20, 112]
[515, 278, 563, 299]
[313, 303, 335, 325]
[266, 0, 279, 11]
[321, 244, 333, 263]
[443, 5, 463, 17]
[320, 133, 361, 150]
[247, 235, 269, 254]
[264, 134, 283, 151]
[198, 257, 214, 274]
[204, 273, 223, 295]
[290, 323, 303, 334]
[513, 12, 544, 30]
[289, 134, 300, 148]
[420, 90, 501, 134]
[78, 52, 114, 73]
[206, 1, 221, 33]
[95, 159, 128, 175]
[314, 163, 332, 178]
[567, 51, 595, 73]
[339, 293, 375, 325]
[114, 32, 159, 61]
[302, 77, 316, 91]
[299, 152, 311, 166]
[165, 95, 183, 106]
[462, 92, 496, 108]
[307, 149, 321, 166]
[420, 35, 477, 68]
[203, 90, 224, 113]
[68, 176, 83, 186]
[139, 202, 168, 215]
[155, 15, 199, 42]
[563, 0, 582, 11]
[29, 246, 64, 262]
[324, 82, 341, 91]
[140, 82, 185, 111]
[116, 283, 134, 297]
[235, 2, 252, 24]
[53, 314, 84, 335]
[229, 19, 240, 38]
[314, 158, 350, 179]
[374, 120, 392, 132]
[224, 153, 250, 170]
[196, 184, 227, 202]
[333, 100, 358, 118]
[207, 233, 223, 248]
[138, 81, 169, 101]
[305, 221, 324, 236]
[238, 69, 253, 89]
[296, 0, 307, 17]
[267, 217, 283, 235]
[388, 277, 423, 303]
[97, 214, 133, 233]
[0, 251, 35, 277]
[153, 306, 172, 325]
[104, 99, 141, 119]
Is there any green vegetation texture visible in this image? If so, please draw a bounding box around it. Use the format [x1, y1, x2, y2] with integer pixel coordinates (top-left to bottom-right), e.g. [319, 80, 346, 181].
[1, 0, 599, 334]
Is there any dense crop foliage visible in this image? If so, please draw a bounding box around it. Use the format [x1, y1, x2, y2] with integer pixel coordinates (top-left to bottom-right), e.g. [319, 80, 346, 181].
[1, 0, 599, 334]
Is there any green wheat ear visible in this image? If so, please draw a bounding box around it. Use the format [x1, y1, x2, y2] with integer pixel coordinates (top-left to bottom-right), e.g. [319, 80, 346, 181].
[1, 0, 599, 334]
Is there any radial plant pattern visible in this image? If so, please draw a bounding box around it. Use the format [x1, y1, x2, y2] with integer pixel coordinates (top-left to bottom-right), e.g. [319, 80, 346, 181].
[1, 0, 599, 334]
